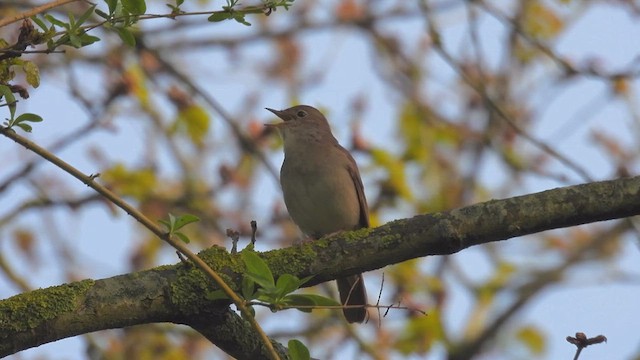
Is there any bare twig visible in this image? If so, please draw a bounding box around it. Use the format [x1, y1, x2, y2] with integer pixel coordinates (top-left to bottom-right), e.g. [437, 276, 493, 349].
[0, 126, 281, 360]
[0, 0, 82, 28]
[420, 2, 593, 182]
[567, 332, 607, 360]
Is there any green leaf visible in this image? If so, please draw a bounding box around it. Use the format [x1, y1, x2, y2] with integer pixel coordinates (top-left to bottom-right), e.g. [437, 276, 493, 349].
[174, 232, 190, 244]
[30, 16, 48, 31]
[122, 0, 146, 15]
[0, 85, 17, 120]
[275, 274, 302, 298]
[115, 27, 136, 46]
[105, 0, 118, 14]
[16, 123, 32, 132]
[208, 12, 232, 22]
[69, 32, 81, 48]
[95, 9, 110, 19]
[233, 13, 251, 26]
[76, 4, 97, 26]
[167, 213, 177, 229]
[241, 276, 256, 300]
[288, 340, 310, 360]
[160, 213, 176, 232]
[241, 251, 274, 289]
[22, 61, 40, 88]
[158, 219, 170, 229]
[44, 14, 68, 28]
[281, 294, 314, 312]
[15, 113, 43, 123]
[246, 273, 277, 295]
[172, 214, 200, 231]
[284, 294, 341, 308]
[67, 12, 76, 28]
[79, 34, 101, 46]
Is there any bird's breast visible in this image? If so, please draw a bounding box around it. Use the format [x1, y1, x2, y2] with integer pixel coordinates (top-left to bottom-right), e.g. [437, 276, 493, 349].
[280, 151, 361, 238]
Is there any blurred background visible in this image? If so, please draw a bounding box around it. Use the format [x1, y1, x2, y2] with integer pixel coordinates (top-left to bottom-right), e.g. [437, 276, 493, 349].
[1, 0, 639, 359]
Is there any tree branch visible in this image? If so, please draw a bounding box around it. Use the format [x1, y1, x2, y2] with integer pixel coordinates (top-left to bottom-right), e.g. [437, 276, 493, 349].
[1, 175, 638, 357]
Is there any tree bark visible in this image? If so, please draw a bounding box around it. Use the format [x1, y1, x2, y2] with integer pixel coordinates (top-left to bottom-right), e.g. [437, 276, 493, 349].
[1, 175, 638, 358]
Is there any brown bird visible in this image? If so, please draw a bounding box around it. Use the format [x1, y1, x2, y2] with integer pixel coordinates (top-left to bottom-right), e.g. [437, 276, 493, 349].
[266, 105, 368, 323]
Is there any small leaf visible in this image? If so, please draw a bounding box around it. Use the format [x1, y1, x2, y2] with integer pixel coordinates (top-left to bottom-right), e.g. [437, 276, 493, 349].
[95, 9, 110, 19]
[79, 33, 101, 46]
[0, 85, 17, 120]
[282, 294, 314, 312]
[158, 219, 171, 230]
[69, 32, 81, 48]
[275, 274, 302, 298]
[67, 12, 76, 28]
[116, 27, 136, 46]
[241, 276, 256, 300]
[31, 16, 48, 31]
[208, 12, 232, 22]
[122, 0, 147, 15]
[241, 251, 275, 289]
[167, 213, 177, 229]
[172, 214, 200, 231]
[22, 61, 40, 88]
[15, 113, 43, 123]
[44, 14, 68, 28]
[16, 123, 32, 132]
[105, 0, 118, 14]
[246, 273, 277, 294]
[174, 232, 190, 244]
[76, 4, 97, 26]
[233, 13, 251, 26]
[288, 340, 310, 360]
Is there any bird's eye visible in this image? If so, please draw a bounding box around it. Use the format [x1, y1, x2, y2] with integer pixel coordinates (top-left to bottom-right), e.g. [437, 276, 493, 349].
[296, 110, 307, 118]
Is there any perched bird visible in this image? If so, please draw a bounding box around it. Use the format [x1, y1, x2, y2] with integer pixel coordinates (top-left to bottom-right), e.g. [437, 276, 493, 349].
[266, 105, 368, 323]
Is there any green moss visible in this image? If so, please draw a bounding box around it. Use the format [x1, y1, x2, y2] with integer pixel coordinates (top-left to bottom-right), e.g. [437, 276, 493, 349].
[169, 246, 240, 313]
[262, 244, 316, 277]
[0, 279, 94, 333]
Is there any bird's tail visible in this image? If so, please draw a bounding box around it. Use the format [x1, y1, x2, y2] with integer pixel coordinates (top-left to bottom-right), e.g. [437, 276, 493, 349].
[337, 274, 367, 323]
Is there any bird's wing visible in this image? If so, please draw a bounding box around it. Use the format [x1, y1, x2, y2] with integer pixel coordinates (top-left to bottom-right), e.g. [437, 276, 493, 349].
[344, 149, 370, 229]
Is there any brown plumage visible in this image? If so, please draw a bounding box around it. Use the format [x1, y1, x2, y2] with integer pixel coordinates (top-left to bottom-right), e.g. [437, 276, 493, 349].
[266, 105, 368, 323]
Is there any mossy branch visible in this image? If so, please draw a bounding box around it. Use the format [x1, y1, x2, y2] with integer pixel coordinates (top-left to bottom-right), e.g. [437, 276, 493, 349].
[1, 175, 639, 357]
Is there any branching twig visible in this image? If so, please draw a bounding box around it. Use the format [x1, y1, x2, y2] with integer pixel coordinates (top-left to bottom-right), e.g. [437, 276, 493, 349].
[420, 2, 593, 182]
[567, 332, 607, 360]
[0, 126, 281, 360]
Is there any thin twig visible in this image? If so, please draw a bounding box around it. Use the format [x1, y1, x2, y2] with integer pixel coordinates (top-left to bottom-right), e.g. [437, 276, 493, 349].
[0, 126, 281, 360]
[421, 2, 593, 182]
[0, 0, 82, 28]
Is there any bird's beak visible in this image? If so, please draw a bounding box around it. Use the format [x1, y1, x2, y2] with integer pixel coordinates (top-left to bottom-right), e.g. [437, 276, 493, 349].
[265, 108, 287, 129]
[265, 108, 283, 118]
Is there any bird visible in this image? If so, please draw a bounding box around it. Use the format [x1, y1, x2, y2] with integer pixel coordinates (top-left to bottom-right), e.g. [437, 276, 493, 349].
[265, 105, 368, 323]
